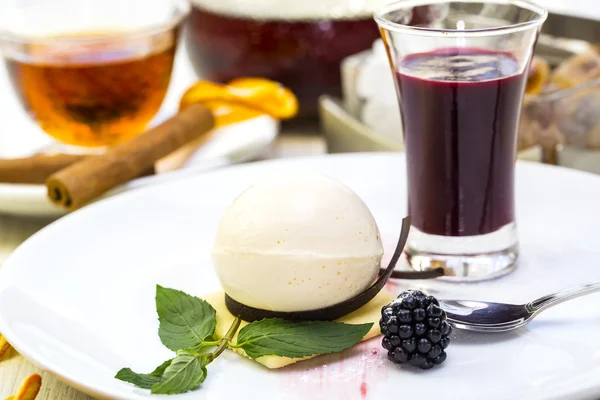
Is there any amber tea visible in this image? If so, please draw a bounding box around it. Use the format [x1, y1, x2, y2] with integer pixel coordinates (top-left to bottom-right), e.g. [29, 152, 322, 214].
[4, 32, 177, 147]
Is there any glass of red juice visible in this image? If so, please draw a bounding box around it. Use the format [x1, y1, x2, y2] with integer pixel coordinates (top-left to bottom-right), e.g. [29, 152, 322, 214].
[375, 0, 547, 280]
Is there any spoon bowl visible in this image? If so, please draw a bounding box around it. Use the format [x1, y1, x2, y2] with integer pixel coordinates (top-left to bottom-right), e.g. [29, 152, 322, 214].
[439, 281, 600, 333]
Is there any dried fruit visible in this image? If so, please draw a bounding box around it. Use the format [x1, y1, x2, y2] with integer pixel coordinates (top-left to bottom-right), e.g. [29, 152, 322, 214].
[9, 374, 42, 400]
[526, 56, 550, 95]
[179, 78, 298, 126]
[550, 51, 600, 89]
[558, 90, 600, 147]
[0, 333, 12, 360]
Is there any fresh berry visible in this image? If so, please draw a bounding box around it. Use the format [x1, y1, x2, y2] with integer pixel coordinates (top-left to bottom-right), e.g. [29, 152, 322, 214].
[398, 325, 413, 339]
[428, 329, 442, 343]
[380, 290, 451, 369]
[397, 309, 412, 323]
[433, 352, 447, 365]
[402, 296, 417, 309]
[417, 338, 432, 353]
[390, 335, 401, 347]
[413, 308, 426, 322]
[382, 337, 393, 351]
[401, 338, 416, 353]
[428, 317, 441, 328]
[409, 353, 427, 367]
[428, 345, 442, 359]
[390, 348, 409, 363]
[439, 336, 450, 349]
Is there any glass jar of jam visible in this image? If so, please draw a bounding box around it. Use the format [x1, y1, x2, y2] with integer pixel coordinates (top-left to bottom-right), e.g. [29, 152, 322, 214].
[185, 0, 393, 118]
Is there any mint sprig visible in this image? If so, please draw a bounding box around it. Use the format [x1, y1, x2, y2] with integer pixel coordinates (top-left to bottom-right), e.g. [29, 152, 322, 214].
[151, 352, 208, 394]
[115, 359, 172, 389]
[156, 285, 217, 352]
[234, 318, 373, 358]
[116, 286, 372, 394]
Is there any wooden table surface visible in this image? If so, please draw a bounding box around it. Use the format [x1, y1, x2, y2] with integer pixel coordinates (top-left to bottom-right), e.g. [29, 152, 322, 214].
[0, 133, 326, 399]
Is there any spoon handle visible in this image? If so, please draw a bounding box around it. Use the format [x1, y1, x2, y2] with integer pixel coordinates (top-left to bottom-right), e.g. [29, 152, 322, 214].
[526, 281, 600, 313]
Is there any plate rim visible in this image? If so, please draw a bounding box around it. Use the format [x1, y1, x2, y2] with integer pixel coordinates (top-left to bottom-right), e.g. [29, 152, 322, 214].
[2, 152, 600, 399]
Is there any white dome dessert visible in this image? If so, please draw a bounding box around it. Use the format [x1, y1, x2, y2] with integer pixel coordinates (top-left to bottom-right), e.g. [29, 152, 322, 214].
[212, 172, 383, 312]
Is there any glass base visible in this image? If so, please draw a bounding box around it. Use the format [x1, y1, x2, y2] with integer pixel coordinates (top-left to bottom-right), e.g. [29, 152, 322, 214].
[405, 223, 518, 282]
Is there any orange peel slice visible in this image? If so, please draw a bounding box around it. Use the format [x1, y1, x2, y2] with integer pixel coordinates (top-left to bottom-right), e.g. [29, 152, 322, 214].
[10, 374, 42, 400]
[0, 334, 11, 360]
[179, 78, 298, 126]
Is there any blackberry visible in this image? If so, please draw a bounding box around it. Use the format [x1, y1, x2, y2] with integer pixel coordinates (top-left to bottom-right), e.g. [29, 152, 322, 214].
[380, 290, 451, 369]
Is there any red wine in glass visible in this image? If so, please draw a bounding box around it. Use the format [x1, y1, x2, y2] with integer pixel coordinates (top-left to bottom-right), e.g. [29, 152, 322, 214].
[396, 49, 528, 237]
[376, 0, 546, 280]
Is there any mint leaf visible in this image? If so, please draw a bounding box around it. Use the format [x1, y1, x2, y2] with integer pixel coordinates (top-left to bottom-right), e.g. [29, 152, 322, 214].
[235, 318, 373, 359]
[156, 285, 216, 351]
[115, 368, 160, 389]
[149, 359, 174, 376]
[151, 351, 208, 394]
[115, 359, 172, 389]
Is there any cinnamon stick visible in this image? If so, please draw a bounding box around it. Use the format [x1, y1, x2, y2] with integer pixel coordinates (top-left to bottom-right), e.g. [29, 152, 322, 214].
[46, 104, 215, 210]
[0, 154, 88, 184]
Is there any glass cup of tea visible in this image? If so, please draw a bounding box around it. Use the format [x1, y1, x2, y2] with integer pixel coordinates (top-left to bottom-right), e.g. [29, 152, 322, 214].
[375, 0, 547, 280]
[0, 0, 189, 151]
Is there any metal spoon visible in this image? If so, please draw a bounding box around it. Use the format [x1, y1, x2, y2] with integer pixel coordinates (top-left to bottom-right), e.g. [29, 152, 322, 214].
[439, 281, 600, 333]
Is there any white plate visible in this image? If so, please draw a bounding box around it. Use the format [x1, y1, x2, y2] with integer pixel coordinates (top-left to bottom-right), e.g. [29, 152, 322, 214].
[0, 45, 279, 217]
[1, 153, 600, 400]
